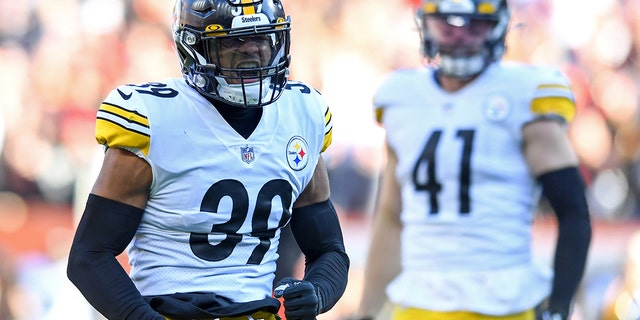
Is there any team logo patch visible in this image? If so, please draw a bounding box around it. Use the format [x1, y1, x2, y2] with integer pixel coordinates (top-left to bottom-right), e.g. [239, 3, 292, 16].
[286, 136, 309, 171]
[241, 145, 255, 164]
[484, 95, 510, 122]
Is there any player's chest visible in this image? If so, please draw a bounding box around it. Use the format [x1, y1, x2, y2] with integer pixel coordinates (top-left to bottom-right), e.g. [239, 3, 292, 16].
[387, 105, 519, 175]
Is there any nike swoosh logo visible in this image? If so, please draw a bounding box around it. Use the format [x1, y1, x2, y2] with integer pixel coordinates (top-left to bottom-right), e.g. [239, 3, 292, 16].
[117, 88, 132, 100]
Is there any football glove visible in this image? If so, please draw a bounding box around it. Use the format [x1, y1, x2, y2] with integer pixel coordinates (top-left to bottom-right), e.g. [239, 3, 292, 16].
[274, 277, 321, 320]
[536, 310, 567, 320]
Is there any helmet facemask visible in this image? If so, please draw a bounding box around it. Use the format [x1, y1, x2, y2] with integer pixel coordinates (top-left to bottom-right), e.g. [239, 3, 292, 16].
[417, 0, 510, 80]
[209, 27, 290, 107]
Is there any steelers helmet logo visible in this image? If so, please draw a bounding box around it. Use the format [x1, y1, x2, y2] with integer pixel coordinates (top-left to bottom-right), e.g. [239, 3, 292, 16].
[286, 136, 309, 171]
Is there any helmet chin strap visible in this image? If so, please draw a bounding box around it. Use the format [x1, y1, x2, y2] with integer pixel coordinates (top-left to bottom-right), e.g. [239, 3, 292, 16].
[438, 53, 485, 79]
[216, 77, 271, 106]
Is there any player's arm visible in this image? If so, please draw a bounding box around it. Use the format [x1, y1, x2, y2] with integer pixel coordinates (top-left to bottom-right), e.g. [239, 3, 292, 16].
[67, 147, 163, 320]
[354, 143, 402, 320]
[276, 155, 350, 319]
[522, 119, 592, 319]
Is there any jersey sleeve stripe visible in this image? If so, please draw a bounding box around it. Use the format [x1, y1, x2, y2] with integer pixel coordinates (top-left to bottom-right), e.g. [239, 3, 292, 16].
[98, 102, 149, 128]
[537, 83, 571, 90]
[530, 96, 576, 122]
[322, 107, 333, 153]
[322, 127, 333, 153]
[534, 84, 574, 101]
[324, 108, 333, 128]
[95, 114, 151, 137]
[95, 102, 151, 156]
[95, 119, 151, 156]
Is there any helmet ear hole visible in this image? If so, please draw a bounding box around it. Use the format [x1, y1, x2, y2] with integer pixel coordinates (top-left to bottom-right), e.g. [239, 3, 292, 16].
[172, 0, 292, 107]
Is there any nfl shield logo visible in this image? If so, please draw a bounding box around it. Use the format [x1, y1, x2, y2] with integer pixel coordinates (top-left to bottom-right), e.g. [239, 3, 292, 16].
[241, 145, 255, 164]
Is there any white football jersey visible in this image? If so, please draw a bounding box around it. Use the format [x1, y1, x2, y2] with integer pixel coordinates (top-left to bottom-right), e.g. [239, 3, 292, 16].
[95, 78, 333, 302]
[375, 62, 576, 314]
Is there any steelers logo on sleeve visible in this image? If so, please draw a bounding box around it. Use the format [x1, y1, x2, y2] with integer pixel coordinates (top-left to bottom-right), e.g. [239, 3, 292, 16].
[286, 136, 310, 171]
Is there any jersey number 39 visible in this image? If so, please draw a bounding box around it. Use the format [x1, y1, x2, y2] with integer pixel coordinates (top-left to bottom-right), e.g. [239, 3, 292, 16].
[189, 179, 293, 265]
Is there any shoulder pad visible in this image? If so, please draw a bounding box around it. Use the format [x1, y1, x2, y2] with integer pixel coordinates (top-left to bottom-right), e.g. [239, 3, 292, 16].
[95, 84, 151, 156]
[528, 67, 576, 122]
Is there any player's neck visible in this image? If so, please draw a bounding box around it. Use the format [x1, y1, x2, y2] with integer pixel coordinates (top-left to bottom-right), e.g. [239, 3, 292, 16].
[210, 99, 263, 139]
[437, 73, 477, 93]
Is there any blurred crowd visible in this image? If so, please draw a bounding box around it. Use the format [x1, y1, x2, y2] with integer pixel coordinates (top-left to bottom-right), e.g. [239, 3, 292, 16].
[1, 0, 640, 319]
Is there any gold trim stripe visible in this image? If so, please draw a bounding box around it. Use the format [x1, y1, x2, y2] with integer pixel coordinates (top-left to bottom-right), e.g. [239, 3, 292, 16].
[95, 119, 151, 156]
[95, 102, 151, 156]
[241, 0, 256, 15]
[322, 127, 333, 153]
[423, 2, 437, 13]
[537, 84, 571, 91]
[322, 107, 333, 152]
[99, 102, 149, 128]
[477, 3, 496, 14]
[324, 108, 333, 129]
[530, 96, 576, 122]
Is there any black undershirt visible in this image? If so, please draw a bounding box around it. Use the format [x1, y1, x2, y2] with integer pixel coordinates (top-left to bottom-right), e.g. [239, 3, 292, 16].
[209, 99, 263, 139]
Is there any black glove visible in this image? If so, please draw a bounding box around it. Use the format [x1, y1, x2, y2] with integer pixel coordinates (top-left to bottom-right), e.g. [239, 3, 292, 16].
[535, 306, 568, 320]
[274, 277, 321, 320]
[538, 311, 567, 320]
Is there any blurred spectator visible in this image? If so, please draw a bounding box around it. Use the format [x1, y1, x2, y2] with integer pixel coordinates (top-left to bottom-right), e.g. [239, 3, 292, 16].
[599, 231, 640, 319]
[0, 0, 640, 319]
[1, 0, 637, 219]
[0, 247, 15, 320]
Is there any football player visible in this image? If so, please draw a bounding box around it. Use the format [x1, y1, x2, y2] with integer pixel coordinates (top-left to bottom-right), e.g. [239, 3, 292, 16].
[66, 0, 349, 319]
[354, 0, 591, 319]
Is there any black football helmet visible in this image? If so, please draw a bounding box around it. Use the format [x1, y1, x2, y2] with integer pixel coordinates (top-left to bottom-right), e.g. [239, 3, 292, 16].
[173, 0, 291, 107]
[416, 0, 510, 79]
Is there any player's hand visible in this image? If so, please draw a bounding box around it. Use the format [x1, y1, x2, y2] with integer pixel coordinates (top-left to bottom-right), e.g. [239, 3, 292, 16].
[534, 300, 569, 320]
[536, 309, 567, 320]
[274, 277, 320, 320]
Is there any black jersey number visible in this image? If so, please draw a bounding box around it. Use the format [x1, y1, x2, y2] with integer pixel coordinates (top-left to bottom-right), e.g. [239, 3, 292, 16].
[285, 82, 311, 94]
[127, 82, 179, 98]
[189, 179, 293, 264]
[412, 129, 475, 215]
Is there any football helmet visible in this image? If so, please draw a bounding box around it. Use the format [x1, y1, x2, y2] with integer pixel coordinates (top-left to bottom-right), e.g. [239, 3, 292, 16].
[416, 0, 510, 79]
[173, 0, 291, 107]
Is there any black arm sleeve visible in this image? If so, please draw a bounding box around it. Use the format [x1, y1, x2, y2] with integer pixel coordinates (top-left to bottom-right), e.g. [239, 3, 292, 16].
[538, 167, 592, 316]
[290, 199, 350, 314]
[67, 194, 164, 320]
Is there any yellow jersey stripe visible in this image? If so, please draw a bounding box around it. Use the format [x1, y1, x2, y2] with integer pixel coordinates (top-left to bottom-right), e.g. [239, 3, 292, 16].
[324, 108, 333, 131]
[530, 96, 576, 122]
[534, 83, 574, 101]
[95, 102, 151, 156]
[537, 84, 571, 90]
[322, 107, 333, 152]
[99, 102, 149, 128]
[322, 127, 333, 153]
[95, 119, 151, 156]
